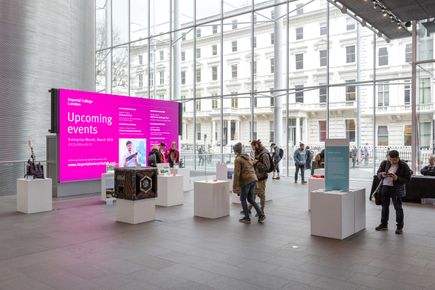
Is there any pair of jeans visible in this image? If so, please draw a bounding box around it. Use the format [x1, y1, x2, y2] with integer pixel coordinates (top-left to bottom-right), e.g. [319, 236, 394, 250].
[240, 181, 262, 219]
[295, 164, 305, 181]
[274, 161, 280, 173]
[381, 185, 404, 228]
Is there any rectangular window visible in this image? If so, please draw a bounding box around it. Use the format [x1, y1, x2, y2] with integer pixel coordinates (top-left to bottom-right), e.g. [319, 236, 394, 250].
[212, 25, 218, 34]
[269, 121, 275, 142]
[138, 73, 143, 88]
[231, 95, 238, 108]
[296, 4, 303, 15]
[346, 17, 355, 31]
[420, 78, 431, 105]
[212, 99, 218, 109]
[319, 50, 327, 67]
[346, 80, 356, 101]
[196, 100, 201, 112]
[346, 45, 356, 63]
[319, 120, 326, 142]
[231, 120, 236, 141]
[252, 61, 257, 76]
[181, 71, 186, 85]
[212, 44, 217, 56]
[181, 96, 186, 112]
[252, 36, 256, 48]
[232, 19, 237, 29]
[150, 72, 154, 86]
[319, 86, 327, 103]
[181, 51, 186, 61]
[196, 28, 201, 38]
[320, 22, 326, 35]
[159, 71, 164, 85]
[253, 15, 257, 24]
[196, 48, 201, 58]
[212, 66, 218, 81]
[182, 33, 186, 41]
[159, 50, 164, 61]
[196, 123, 201, 140]
[378, 47, 388, 66]
[405, 43, 411, 63]
[378, 125, 388, 146]
[346, 119, 356, 142]
[232, 40, 237, 52]
[253, 96, 257, 108]
[271, 10, 274, 20]
[270, 58, 274, 73]
[377, 82, 389, 107]
[404, 81, 410, 105]
[295, 85, 304, 103]
[138, 55, 143, 65]
[295, 53, 303, 70]
[296, 27, 303, 40]
[404, 125, 412, 146]
[270, 33, 274, 45]
[270, 88, 275, 106]
[252, 121, 257, 140]
[231, 64, 238, 79]
[420, 122, 431, 147]
[196, 68, 201, 83]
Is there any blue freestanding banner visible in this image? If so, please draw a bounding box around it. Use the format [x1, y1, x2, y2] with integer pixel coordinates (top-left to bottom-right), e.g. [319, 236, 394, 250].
[325, 139, 349, 191]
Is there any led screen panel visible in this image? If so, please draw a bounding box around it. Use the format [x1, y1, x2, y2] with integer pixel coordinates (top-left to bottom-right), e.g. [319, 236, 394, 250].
[58, 89, 179, 182]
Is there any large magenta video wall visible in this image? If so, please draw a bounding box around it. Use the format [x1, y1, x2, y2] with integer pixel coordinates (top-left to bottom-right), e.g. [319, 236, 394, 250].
[58, 89, 179, 182]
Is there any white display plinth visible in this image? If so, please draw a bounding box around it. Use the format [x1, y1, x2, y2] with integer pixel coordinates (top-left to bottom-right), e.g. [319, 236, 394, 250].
[311, 188, 366, 240]
[116, 198, 156, 224]
[101, 171, 114, 201]
[231, 179, 273, 204]
[17, 178, 52, 214]
[313, 168, 325, 176]
[194, 180, 230, 219]
[156, 175, 184, 207]
[172, 168, 193, 192]
[307, 177, 325, 211]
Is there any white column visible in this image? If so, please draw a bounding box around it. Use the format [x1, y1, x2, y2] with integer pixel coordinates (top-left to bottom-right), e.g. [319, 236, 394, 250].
[296, 117, 301, 143]
[212, 121, 216, 144]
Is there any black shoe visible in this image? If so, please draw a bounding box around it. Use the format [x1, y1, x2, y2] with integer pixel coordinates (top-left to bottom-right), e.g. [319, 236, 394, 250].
[240, 210, 251, 215]
[375, 224, 388, 231]
[276, 176, 280, 180]
[295, 180, 298, 183]
[302, 180, 307, 184]
[258, 214, 266, 224]
[239, 217, 251, 224]
[395, 228, 403, 235]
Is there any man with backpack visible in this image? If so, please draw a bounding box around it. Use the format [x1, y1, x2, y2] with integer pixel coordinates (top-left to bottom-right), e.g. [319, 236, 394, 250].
[294, 142, 307, 184]
[270, 143, 283, 180]
[249, 140, 272, 215]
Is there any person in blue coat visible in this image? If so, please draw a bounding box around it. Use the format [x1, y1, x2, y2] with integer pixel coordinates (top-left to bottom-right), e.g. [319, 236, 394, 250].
[293, 142, 307, 184]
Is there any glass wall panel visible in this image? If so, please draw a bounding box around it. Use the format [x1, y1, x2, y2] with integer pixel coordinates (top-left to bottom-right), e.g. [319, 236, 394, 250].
[112, 45, 129, 95]
[150, 0, 170, 36]
[130, 40, 148, 98]
[112, 0, 129, 46]
[130, 0, 148, 41]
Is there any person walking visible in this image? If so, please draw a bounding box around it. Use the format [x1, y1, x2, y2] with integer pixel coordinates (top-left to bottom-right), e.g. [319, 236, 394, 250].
[293, 142, 307, 184]
[270, 143, 282, 180]
[375, 150, 411, 234]
[232, 142, 265, 224]
[249, 140, 270, 215]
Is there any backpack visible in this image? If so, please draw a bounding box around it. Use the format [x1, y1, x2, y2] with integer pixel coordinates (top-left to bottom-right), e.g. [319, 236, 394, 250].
[278, 148, 284, 159]
[259, 152, 275, 173]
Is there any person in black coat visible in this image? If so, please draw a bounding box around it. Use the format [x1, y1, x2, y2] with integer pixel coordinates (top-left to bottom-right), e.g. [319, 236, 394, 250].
[375, 150, 411, 234]
[420, 155, 435, 176]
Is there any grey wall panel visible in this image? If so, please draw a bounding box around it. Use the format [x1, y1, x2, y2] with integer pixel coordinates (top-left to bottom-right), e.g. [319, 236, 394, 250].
[0, 0, 95, 196]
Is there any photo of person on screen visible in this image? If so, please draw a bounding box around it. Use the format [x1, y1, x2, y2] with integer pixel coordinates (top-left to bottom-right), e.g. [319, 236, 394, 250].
[122, 140, 138, 167]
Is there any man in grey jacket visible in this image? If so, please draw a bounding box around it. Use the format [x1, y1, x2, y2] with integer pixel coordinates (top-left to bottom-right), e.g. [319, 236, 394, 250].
[293, 142, 307, 184]
[249, 140, 270, 215]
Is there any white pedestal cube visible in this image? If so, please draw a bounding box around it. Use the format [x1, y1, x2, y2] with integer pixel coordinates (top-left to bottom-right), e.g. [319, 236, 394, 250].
[313, 168, 325, 176]
[101, 171, 114, 201]
[307, 177, 325, 211]
[194, 180, 230, 219]
[17, 178, 52, 214]
[172, 168, 193, 192]
[310, 188, 366, 240]
[116, 198, 156, 224]
[156, 175, 184, 207]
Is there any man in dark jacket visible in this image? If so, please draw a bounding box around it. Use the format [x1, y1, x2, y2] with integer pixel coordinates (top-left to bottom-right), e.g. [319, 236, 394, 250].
[233, 142, 265, 224]
[421, 155, 435, 176]
[375, 150, 411, 234]
[270, 143, 282, 180]
[249, 140, 270, 214]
